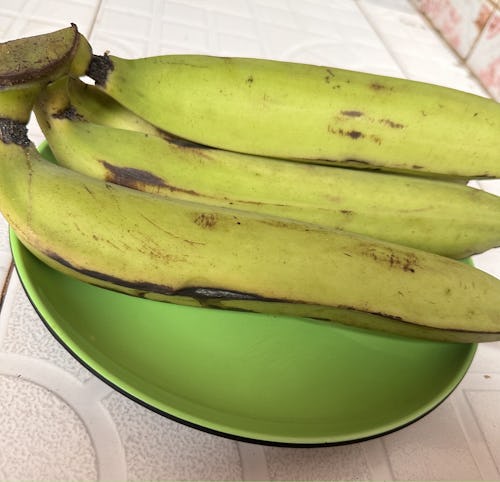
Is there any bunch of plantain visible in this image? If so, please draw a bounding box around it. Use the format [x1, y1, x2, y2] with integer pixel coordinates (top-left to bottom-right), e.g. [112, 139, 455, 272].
[1, 25, 500, 343]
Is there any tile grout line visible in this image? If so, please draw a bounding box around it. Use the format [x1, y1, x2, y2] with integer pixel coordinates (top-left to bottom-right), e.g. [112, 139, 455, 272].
[452, 389, 500, 480]
[146, 0, 165, 57]
[86, 0, 104, 40]
[408, 0, 492, 97]
[244, 0, 270, 59]
[0, 261, 14, 315]
[237, 442, 270, 481]
[353, 0, 411, 79]
[361, 437, 395, 481]
[0, 267, 20, 349]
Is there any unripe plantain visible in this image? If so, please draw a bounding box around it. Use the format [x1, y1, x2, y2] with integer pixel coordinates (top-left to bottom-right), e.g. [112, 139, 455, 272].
[34, 77, 500, 259]
[3, 99, 500, 342]
[86, 53, 500, 179]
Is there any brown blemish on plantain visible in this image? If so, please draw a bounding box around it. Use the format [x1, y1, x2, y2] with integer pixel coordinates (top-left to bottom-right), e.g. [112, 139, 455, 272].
[370, 83, 393, 91]
[328, 125, 364, 139]
[45, 249, 176, 296]
[86, 53, 114, 87]
[324, 68, 341, 88]
[344, 159, 372, 166]
[52, 106, 85, 121]
[159, 129, 214, 156]
[341, 110, 364, 117]
[246, 75, 254, 86]
[324, 68, 335, 82]
[379, 118, 405, 129]
[175, 287, 264, 300]
[0, 118, 30, 146]
[45, 249, 272, 300]
[194, 212, 218, 229]
[348, 130, 363, 139]
[100, 160, 169, 188]
[362, 246, 418, 273]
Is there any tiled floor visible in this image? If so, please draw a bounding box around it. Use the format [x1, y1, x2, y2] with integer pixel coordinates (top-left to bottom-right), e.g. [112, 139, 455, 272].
[0, 1, 499, 480]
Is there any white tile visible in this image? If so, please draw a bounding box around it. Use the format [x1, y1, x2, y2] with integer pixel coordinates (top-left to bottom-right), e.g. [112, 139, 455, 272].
[472, 248, 500, 280]
[469, 342, 500, 374]
[2, 1, 500, 481]
[358, 0, 489, 93]
[264, 443, 372, 481]
[466, 390, 500, 474]
[102, 391, 242, 481]
[382, 401, 482, 480]
[0, 274, 93, 383]
[0, 374, 97, 481]
[413, 0, 491, 58]
[467, 8, 500, 101]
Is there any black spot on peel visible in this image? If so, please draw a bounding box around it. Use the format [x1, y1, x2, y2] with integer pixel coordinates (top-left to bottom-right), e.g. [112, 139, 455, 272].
[194, 213, 217, 228]
[328, 125, 364, 139]
[246, 75, 253, 86]
[86, 53, 114, 87]
[52, 106, 85, 121]
[348, 130, 362, 139]
[0, 118, 29, 146]
[175, 287, 262, 300]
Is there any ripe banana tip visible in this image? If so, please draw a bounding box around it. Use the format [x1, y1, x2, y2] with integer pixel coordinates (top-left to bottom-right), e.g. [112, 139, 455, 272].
[86, 53, 113, 87]
[0, 118, 29, 147]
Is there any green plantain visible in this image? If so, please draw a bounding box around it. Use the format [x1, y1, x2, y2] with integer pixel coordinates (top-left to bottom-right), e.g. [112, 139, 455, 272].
[4, 83, 500, 343]
[86, 53, 500, 179]
[34, 76, 500, 259]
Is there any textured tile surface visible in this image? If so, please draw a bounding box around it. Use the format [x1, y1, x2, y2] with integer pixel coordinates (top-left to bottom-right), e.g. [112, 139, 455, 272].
[1, 1, 500, 480]
[413, 0, 493, 58]
[467, 7, 500, 101]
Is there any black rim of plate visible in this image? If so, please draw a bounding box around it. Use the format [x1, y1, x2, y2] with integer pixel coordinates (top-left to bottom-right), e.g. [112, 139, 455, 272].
[10, 232, 477, 447]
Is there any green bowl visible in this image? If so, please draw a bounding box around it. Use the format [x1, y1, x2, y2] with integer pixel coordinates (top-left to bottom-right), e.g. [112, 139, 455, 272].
[8, 145, 477, 446]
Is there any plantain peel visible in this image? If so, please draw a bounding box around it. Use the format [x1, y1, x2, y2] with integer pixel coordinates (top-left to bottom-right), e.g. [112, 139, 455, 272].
[3, 29, 500, 345]
[86, 53, 500, 180]
[2, 114, 500, 343]
[34, 76, 500, 260]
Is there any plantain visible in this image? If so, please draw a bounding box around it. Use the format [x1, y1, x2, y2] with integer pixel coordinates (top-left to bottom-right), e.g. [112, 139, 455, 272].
[85, 53, 500, 180]
[33, 76, 500, 259]
[4, 96, 500, 342]
[65, 75, 161, 136]
[3, 26, 500, 344]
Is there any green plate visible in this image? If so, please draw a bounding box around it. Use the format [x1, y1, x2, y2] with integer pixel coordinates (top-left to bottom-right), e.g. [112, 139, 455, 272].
[9, 146, 477, 446]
